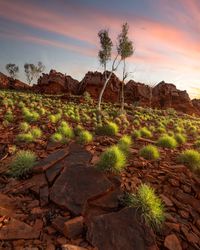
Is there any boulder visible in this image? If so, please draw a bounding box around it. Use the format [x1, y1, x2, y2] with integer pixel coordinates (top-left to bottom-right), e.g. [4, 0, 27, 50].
[34, 69, 79, 94]
[87, 207, 156, 250]
[78, 71, 121, 102]
[0, 72, 29, 90]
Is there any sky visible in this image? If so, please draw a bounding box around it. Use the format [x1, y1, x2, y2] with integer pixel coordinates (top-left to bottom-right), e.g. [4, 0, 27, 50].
[0, 0, 200, 97]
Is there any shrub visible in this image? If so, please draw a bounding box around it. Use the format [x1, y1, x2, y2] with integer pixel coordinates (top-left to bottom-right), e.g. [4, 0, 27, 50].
[9, 150, 37, 178]
[51, 132, 63, 143]
[139, 145, 160, 160]
[95, 122, 119, 136]
[178, 149, 200, 173]
[31, 127, 42, 139]
[118, 135, 132, 155]
[174, 133, 186, 145]
[140, 127, 152, 138]
[17, 133, 34, 143]
[97, 146, 126, 173]
[132, 130, 141, 139]
[194, 140, 200, 148]
[123, 184, 165, 230]
[5, 111, 14, 122]
[78, 130, 93, 144]
[19, 122, 30, 132]
[57, 124, 74, 139]
[157, 135, 177, 148]
[74, 125, 84, 136]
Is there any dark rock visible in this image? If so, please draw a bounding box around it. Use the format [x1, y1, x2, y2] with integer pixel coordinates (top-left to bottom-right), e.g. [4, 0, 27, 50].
[64, 216, 84, 239]
[87, 207, 156, 250]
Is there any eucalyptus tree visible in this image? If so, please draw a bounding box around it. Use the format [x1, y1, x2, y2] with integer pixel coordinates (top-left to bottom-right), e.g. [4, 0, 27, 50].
[117, 22, 134, 112]
[24, 61, 45, 85]
[5, 63, 19, 79]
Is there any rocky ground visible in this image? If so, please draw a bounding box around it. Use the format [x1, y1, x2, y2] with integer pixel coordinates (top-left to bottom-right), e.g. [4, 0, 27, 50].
[0, 136, 200, 250]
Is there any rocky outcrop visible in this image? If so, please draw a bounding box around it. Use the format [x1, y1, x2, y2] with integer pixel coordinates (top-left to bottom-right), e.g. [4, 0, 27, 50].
[125, 80, 150, 106]
[0, 72, 29, 90]
[78, 71, 121, 102]
[33, 69, 79, 95]
[152, 81, 197, 115]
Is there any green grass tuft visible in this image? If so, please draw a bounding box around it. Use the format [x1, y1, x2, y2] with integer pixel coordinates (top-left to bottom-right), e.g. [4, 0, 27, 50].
[9, 150, 37, 178]
[178, 149, 200, 173]
[157, 135, 177, 148]
[139, 145, 160, 160]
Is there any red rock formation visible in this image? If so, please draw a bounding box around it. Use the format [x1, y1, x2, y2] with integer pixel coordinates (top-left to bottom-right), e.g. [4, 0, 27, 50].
[0, 72, 29, 90]
[152, 81, 197, 115]
[78, 71, 121, 102]
[33, 69, 79, 95]
[125, 80, 150, 105]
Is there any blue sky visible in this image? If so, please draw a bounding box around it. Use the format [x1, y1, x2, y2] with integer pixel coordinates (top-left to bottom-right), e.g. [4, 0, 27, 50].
[0, 0, 199, 97]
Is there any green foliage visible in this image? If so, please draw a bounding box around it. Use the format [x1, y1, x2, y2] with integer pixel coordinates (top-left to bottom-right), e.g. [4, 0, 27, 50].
[123, 184, 165, 230]
[57, 123, 74, 139]
[118, 135, 132, 155]
[132, 130, 141, 139]
[51, 132, 63, 143]
[78, 130, 93, 145]
[74, 125, 84, 136]
[174, 133, 187, 145]
[157, 135, 177, 148]
[140, 127, 152, 138]
[19, 122, 30, 132]
[31, 127, 42, 139]
[17, 133, 34, 143]
[139, 145, 160, 160]
[178, 149, 200, 173]
[9, 150, 37, 178]
[95, 122, 119, 136]
[97, 146, 126, 173]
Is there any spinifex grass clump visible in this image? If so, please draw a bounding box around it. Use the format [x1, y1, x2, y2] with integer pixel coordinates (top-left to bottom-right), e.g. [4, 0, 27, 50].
[95, 122, 119, 136]
[140, 127, 152, 138]
[17, 133, 34, 143]
[132, 130, 141, 139]
[19, 122, 30, 132]
[118, 135, 132, 155]
[178, 149, 200, 174]
[31, 127, 42, 140]
[74, 125, 84, 136]
[51, 132, 63, 143]
[9, 150, 37, 179]
[97, 146, 126, 173]
[57, 122, 74, 139]
[123, 184, 165, 230]
[139, 145, 160, 160]
[78, 130, 93, 145]
[157, 135, 177, 149]
[174, 133, 187, 145]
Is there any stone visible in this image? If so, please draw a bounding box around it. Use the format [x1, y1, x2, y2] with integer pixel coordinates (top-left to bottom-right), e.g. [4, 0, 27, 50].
[0, 217, 40, 240]
[50, 164, 113, 215]
[39, 185, 49, 207]
[61, 245, 87, 250]
[33, 148, 69, 173]
[175, 191, 200, 213]
[181, 226, 199, 245]
[87, 207, 156, 250]
[164, 234, 182, 250]
[52, 216, 68, 234]
[64, 216, 84, 239]
[29, 173, 48, 194]
[160, 194, 173, 207]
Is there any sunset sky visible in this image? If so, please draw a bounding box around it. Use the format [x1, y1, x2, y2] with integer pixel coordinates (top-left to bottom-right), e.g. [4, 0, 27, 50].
[0, 0, 199, 97]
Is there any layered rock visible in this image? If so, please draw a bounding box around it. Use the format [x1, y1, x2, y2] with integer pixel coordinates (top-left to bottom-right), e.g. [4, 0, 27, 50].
[152, 81, 197, 115]
[78, 71, 121, 102]
[33, 69, 79, 95]
[0, 72, 29, 90]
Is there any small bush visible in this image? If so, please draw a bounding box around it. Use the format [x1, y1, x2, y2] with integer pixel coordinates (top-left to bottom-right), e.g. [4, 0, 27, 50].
[140, 127, 152, 138]
[157, 135, 177, 148]
[178, 149, 200, 173]
[78, 130, 93, 145]
[31, 127, 42, 139]
[57, 124, 74, 139]
[51, 132, 63, 143]
[118, 135, 132, 155]
[97, 146, 126, 173]
[174, 133, 186, 145]
[139, 145, 160, 160]
[132, 130, 141, 139]
[95, 122, 119, 136]
[19, 122, 30, 132]
[123, 184, 165, 230]
[74, 125, 84, 136]
[9, 150, 37, 178]
[17, 133, 34, 143]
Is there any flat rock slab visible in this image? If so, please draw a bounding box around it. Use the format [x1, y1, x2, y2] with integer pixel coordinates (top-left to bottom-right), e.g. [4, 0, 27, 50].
[0, 217, 40, 240]
[33, 148, 69, 173]
[50, 164, 113, 215]
[87, 207, 156, 250]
